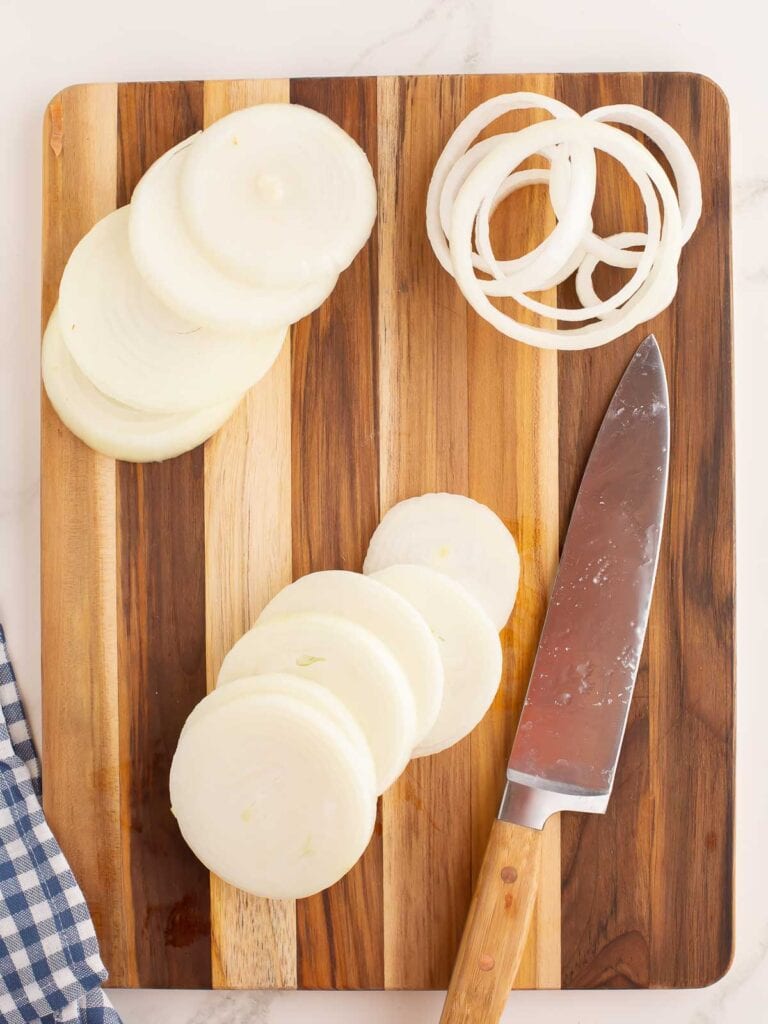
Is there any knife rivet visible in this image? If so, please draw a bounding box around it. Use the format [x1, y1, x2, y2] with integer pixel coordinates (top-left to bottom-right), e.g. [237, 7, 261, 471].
[500, 866, 518, 884]
[479, 954, 495, 972]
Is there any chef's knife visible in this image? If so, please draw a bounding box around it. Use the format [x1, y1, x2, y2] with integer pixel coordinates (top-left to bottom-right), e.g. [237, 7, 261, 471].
[440, 334, 670, 1024]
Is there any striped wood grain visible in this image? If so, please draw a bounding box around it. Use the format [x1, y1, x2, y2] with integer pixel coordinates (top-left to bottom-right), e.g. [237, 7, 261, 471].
[644, 74, 734, 988]
[462, 72, 561, 991]
[40, 72, 734, 992]
[377, 75, 473, 990]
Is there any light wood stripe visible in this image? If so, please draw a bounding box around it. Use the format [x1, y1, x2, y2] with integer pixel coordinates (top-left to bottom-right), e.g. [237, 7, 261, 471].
[40, 84, 132, 984]
[202, 77, 297, 991]
[378, 75, 473, 990]
[464, 72, 562, 990]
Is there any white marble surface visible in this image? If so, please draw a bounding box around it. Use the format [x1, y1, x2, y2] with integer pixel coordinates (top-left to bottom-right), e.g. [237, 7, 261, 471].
[0, 0, 764, 1020]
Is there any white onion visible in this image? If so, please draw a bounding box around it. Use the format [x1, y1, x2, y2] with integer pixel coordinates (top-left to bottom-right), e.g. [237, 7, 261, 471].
[501, 166, 660, 321]
[471, 161, 595, 292]
[217, 612, 417, 794]
[371, 565, 503, 758]
[170, 677, 376, 899]
[363, 493, 520, 631]
[58, 207, 287, 414]
[575, 231, 647, 311]
[257, 570, 444, 744]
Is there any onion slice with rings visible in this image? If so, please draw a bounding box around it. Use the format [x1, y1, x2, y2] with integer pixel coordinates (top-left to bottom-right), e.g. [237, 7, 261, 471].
[426, 92, 700, 350]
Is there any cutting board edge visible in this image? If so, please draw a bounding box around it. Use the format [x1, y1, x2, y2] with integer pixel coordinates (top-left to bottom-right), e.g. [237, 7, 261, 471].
[41, 70, 732, 122]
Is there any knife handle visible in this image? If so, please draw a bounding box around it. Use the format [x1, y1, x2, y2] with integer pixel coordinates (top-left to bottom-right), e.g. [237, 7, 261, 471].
[440, 817, 541, 1024]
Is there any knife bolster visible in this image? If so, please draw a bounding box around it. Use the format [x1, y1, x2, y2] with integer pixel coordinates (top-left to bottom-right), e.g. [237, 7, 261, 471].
[498, 776, 610, 829]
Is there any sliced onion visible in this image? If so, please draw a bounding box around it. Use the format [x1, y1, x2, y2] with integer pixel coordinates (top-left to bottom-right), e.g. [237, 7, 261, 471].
[257, 570, 444, 744]
[472, 161, 595, 292]
[217, 612, 417, 794]
[427, 92, 700, 350]
[371, 565, 503, 758]
[448, 118, 683, 350]
[497, 166, 660, 321]
[170, 678, 376, 899]
[363, 492, 520, 631]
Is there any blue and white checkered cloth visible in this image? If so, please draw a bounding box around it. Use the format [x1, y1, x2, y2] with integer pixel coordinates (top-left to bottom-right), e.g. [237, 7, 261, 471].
[0, 624, 122, 1024]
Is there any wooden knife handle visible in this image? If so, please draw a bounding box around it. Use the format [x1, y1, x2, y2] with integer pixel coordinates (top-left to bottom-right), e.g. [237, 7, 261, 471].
[440, 817, 542, 1024]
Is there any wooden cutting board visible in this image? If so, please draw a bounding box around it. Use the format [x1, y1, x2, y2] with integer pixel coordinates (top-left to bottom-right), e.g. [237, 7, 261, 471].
[40, 72, 734, 992]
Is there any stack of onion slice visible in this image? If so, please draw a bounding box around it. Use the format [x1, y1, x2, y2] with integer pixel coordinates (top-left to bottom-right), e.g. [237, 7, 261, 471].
[44, 103, 377, 462]
[426, 93, 701, 350]
[171, 492, 517, 898]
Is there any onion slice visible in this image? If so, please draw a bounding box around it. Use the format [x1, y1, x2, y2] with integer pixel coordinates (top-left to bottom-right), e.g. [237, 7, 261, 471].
[257, 570, 444, 743]
[426, 92, 700, 351]
[585, 104, 702, 243]
[129, 137, 339, 333]
[183, 673, 376, 794]
[575, 231, 648, 311]
[170, 676, 376, 899]
[179, 104, 377, 289]
[372, 565, 503, 758]
[363, 493, 520, 631]
[426, 93, 597, 295]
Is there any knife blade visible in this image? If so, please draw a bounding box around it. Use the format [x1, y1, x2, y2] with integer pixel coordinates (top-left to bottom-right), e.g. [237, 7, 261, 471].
[500, 331, 670, 828]
[440, 334, 669, 1024]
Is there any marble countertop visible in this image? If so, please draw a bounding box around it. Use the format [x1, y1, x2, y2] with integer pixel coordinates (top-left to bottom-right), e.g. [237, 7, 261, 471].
[0, 0, 763, 1020]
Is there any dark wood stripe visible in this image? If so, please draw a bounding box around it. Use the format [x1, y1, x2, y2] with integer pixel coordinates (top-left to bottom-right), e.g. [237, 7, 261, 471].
[115, 81, 212, 989]
[556, 73, 653, 990]
[644, 72, 735, 988]
[289, 76, 383, 989]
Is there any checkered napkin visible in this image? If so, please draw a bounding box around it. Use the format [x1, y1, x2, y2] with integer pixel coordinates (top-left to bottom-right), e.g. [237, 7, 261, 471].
[0, 624, 122, 1024]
